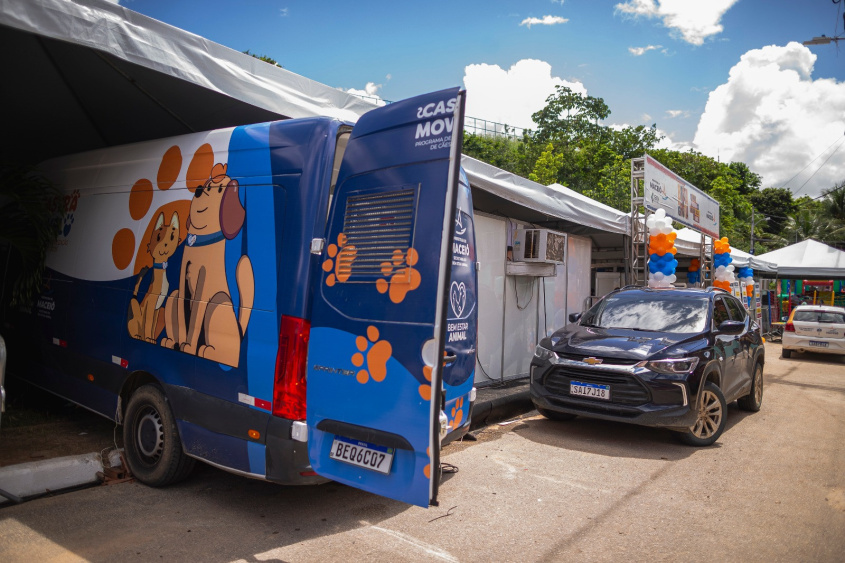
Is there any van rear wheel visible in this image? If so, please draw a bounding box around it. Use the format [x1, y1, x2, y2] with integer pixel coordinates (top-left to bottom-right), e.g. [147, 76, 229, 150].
[123, 384, 195, 486]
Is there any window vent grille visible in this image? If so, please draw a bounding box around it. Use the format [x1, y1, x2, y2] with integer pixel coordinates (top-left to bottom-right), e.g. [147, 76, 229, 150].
[338, 187, 417, 281]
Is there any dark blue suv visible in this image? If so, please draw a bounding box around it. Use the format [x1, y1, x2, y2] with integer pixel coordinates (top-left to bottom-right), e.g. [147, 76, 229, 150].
[530, 287, 764, 446]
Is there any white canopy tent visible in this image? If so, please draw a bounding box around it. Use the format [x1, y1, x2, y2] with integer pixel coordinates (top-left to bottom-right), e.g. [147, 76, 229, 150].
[674, 228, 778, 274]
[756, 239, 845, 279]
[462, 157, 630, 237]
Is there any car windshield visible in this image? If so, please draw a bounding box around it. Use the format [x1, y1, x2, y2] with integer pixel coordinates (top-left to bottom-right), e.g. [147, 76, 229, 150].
[794, 310, 845, 323]
[581, 293, 710, 333]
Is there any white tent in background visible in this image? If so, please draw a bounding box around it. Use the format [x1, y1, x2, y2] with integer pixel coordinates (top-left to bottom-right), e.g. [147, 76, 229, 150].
[672, 228, 778, 275]
[729, 247, 778, 275]
[756, 239, 845, 279]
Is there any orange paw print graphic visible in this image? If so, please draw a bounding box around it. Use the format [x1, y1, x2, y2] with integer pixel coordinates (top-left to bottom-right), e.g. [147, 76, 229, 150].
[424, 447, 431, 480]
[323, 233, 357, 287]
[376, 248, 421, 304]
[111, 144, 212, 274]
[351, 326, 392, 384]
[450, 397, 465, 430]
[419, 365, 432, 401]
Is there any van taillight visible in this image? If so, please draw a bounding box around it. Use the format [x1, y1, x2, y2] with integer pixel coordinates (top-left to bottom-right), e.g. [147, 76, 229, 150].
[272, 316, 310, 420]
[785, 322, 795, 332]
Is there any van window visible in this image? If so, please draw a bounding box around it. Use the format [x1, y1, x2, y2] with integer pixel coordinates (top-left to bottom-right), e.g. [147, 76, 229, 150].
[327, 128, 352, 217]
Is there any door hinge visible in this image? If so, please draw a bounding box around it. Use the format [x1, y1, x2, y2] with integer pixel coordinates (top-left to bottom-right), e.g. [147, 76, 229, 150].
[310, 238, 326, 255]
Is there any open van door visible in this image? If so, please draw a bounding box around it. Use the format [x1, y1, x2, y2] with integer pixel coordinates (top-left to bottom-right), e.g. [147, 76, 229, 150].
[306, 88, 465, 507]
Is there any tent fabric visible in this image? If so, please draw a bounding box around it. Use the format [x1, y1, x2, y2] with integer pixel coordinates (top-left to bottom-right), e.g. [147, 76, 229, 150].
[0, 0, 375, 164]
[729, 247, 778, 275]
[461, 156, 630, 236]
[756, 239, 845, 279]
[0, 0, 375, 122]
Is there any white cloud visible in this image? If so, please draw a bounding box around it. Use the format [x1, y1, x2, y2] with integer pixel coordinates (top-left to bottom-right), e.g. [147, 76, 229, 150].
[280, 7, 289, 17]
[666, 109, 690, 118]
[462, 59, 586, 131]
[615, 0, 739, 46]
[345, 82, 387, 106]
[628, 45, 663, 56]
[693, 42, 845, 197]
[520, 15, 569, 28]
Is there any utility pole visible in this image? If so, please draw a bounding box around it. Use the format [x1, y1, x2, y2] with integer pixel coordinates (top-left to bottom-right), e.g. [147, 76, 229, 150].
[750, 208, 755, 255]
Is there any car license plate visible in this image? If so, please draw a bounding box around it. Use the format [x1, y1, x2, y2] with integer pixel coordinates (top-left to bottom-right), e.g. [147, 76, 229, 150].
[570, 380, 610, 400]
[809, 340, 829, 348]
[329, 435, 394, 474]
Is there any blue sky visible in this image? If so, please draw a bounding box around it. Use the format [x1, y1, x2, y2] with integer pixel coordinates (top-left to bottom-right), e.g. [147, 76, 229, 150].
[114, 0, 845, 197]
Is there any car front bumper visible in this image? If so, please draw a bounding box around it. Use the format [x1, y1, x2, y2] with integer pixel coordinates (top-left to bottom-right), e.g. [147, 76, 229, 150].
[529, 359, 701, 431]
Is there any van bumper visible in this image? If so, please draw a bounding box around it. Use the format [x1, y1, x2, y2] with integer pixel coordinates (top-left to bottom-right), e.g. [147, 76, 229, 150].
[265, 416, 329, 485]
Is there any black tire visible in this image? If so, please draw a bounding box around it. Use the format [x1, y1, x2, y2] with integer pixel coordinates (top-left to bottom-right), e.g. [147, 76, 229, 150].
[782, 348, 792, 359]
[537, 407, 577, 421]
[677, 382, 727, 447]
[738, 362, 764, 412]
[123, 384, 195, 486]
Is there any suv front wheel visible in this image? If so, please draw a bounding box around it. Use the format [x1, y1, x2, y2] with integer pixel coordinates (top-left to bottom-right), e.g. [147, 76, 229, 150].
[678, 382, 727, 447]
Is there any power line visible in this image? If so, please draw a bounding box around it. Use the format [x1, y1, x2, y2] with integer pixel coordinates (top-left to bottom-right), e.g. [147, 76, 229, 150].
[782, 133, 845, 191]
[792, 136, 845, 196]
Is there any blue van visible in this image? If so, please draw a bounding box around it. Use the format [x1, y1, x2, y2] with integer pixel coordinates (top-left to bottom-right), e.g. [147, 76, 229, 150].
[4, 88, 477, 507]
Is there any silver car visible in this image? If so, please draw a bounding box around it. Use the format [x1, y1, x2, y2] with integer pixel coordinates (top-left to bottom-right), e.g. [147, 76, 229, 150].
[782, 305, 845, 358]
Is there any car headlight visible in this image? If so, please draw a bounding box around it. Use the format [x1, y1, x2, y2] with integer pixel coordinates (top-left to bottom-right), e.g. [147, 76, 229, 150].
[534, 344, 557, 362]
[645, 357, 699, 374]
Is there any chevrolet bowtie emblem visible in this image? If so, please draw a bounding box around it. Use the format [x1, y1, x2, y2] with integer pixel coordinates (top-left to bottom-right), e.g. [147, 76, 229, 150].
[583, 357, 603, 365]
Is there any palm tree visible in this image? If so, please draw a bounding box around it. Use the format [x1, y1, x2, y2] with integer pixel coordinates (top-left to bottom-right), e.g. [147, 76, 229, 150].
[783, 208, 836, 245]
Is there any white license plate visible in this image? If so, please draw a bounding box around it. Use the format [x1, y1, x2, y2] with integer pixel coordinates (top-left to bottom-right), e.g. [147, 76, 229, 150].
[329, 435, 394, 474]
[570, 380, 610, 400]
[809, 340, 829, 348]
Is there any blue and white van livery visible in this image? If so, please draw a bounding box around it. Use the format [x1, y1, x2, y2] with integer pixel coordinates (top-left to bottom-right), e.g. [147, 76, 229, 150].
[5, 88, 477, 508]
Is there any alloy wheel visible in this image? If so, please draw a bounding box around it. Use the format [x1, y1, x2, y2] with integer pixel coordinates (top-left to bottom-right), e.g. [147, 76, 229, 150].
[690, 389, 723, 439]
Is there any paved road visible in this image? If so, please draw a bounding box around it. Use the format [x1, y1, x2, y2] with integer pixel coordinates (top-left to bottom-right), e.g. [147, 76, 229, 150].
[1, 342, 843, 562]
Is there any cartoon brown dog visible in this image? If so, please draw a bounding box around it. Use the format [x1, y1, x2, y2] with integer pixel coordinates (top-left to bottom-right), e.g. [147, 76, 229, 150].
[161, 163, 255, 367]
[127, 211, 180, 343]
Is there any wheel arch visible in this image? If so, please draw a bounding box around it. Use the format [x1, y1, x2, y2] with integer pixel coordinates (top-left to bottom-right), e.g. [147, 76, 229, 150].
[117, 370, 162, 424]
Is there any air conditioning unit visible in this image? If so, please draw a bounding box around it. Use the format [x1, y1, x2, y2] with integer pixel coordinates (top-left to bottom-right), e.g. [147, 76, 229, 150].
[513, 229, 566, 264]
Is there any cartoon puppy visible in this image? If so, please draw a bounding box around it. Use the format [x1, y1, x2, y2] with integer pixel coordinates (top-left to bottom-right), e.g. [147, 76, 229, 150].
[127, 211, 180, 343]
[161, 163, 254, 368]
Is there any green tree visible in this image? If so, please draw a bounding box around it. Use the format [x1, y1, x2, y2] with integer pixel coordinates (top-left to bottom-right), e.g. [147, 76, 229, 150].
[242, 50, 283, 68]
[528, 144, 566, 186]
[530, 86, 610, 146]
[749, 187, 796, 237]
[783, 198, 833, 244]
[581, 153, 631, 212]
[461, 133, 528, 176]
[728, 161, 762, 195]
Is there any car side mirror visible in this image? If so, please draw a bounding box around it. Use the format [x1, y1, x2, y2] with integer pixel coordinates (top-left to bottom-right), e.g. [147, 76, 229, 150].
[569, 312, 582, 323]
[717, 320, 744, 335]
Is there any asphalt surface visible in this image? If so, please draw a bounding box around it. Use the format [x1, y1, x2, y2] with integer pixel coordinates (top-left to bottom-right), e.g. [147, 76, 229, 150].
[0, 375, 529, 504]
[1, 341, 844, 562]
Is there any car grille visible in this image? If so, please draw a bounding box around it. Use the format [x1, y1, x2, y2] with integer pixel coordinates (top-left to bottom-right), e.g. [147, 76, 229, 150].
[543, 366, 651, 406]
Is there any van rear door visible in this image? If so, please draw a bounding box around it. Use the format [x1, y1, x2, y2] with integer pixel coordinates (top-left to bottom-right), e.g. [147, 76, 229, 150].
[306, 88, 465, 507]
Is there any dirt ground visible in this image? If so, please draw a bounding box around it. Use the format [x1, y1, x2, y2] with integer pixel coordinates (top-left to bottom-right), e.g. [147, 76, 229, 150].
[0, 376, 118, 467]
